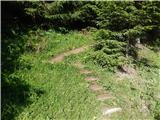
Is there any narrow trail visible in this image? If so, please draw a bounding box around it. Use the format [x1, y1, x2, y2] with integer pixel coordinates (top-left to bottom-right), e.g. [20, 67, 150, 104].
[50, 45, 122, 119]
[73, 61, 122, 118]
[50, 46, 88, 63]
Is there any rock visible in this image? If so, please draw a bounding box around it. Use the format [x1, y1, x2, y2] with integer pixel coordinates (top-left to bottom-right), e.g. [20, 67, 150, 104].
[102, 107, 122, 116]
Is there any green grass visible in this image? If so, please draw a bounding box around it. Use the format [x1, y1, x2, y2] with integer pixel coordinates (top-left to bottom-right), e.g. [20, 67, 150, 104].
[81, 46, 160, 120]
[3, 29, 160, 120]
[5, 30, 102, 120]
[30, 29, 94, 59]
[15, 63, 100, 120]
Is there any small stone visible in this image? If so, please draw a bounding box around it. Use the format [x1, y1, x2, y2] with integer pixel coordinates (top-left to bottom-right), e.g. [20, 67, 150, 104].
[102, 107, 122, 116]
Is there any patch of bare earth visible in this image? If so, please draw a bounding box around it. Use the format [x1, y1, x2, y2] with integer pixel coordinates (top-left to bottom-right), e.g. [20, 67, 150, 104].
[116, 65, 138, 80]
[50, 54, 65, 63]
[73, 61, 85, 69]
[140, 100, 150, 117]
[80, 69, 92, 74]
[97, 94, 113, 101]
[49, 45, 122, 118]
[89, 82, 104, 91]
[50, 46, 88, 63]
[85, 77, 98, 82]
[73, 61, 120, 118]
[64, 46, 88, 56]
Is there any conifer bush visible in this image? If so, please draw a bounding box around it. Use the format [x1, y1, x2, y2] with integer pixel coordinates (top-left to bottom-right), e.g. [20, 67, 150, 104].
[89, 29, 128, 69]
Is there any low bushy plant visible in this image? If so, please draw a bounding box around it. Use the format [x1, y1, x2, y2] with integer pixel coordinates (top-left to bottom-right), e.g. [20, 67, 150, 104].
[88, 29, 129, 69]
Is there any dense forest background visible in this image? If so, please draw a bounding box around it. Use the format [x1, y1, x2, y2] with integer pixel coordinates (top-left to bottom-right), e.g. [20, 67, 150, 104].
[2, 1, 160, 71]
[2, 1, 160, 120]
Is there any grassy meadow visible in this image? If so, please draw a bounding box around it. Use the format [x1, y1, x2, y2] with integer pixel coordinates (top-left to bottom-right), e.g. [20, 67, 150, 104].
[2, 1, 160, 120]
[2, 29, 160, 120]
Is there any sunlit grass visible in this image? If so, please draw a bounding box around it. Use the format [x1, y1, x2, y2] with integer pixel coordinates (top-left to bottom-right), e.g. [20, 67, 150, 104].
[14, 30, 101, 120]
[4, 29, 160, 120]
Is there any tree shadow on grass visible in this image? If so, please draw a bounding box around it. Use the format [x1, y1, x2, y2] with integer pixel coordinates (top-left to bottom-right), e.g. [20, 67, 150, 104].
[2, 74, 45, 120]
[1, 2, 46, 119]
[1, 27, 45, 120]
[1, 38, 46, 119]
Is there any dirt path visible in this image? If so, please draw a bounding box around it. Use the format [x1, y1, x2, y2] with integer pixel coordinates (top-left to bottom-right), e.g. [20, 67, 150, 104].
[50, 46, 88, 63]
[50, 46, 122, 118]
[73, 61, 122, 118]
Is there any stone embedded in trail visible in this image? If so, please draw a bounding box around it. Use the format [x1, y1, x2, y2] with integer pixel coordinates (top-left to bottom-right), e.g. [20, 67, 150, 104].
[85, 77, 98, 82]
[80, 69, 92, 74]
[97, 94, 113, 101]
[89, 83, 104, 91]
[102, 107, 122, 116]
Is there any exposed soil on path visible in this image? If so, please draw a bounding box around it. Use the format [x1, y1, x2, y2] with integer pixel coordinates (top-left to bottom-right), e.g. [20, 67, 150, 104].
[89, 82, 104, 91]
[80, 69, 93, 74]
[97, 94, 113, 101]
[85, 77, 99, 82]
[50, 46, 88, 63]
[49, 45, 122, 118]
[72, 60, 122, 117]
[73, 61, 85, 69]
